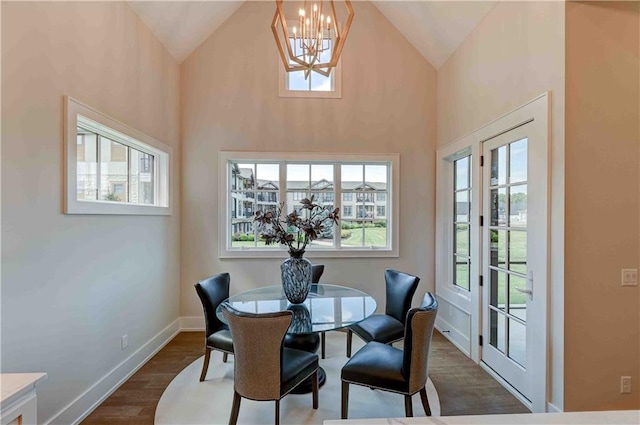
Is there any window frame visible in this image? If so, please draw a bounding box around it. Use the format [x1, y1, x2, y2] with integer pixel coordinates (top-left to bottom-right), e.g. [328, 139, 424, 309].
[219, 151, 399, 258]
[64, 96, 173, 215]
[436, 146, 478, 301]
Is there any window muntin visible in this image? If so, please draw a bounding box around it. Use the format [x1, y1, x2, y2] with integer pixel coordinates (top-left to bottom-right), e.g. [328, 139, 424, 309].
[453, 155, 472, 291]
[221, 153, 397, 257]
[65, 97, 171, 215]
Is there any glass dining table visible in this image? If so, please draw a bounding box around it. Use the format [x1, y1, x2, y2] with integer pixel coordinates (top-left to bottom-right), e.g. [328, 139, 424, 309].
[217, 283, 377, 393]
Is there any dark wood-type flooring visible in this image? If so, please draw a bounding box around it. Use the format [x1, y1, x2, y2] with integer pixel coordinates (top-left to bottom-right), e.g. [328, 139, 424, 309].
[81, 331, 528, 424]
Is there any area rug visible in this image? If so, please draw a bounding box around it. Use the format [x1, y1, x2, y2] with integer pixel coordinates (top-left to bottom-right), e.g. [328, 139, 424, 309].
[155, 332, 440, 424]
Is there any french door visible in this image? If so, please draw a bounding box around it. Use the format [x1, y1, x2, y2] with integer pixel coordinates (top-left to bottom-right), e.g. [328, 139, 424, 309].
[481, 118, 548, 409]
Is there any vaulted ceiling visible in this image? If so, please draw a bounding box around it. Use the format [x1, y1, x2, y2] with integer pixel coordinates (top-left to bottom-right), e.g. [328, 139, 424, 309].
[128, 1, 496, 68]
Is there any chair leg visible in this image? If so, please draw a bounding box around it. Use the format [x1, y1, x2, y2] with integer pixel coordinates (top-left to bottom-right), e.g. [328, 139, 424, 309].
[321, 332, 326, 359]
[199, 347, 212, 382]
[346, 329, 353, 358]
[223, 352, 229, 363]
[404, 394, 413, 417]
[229, 391, 241, 425]
[275, 399, 280, 425]
[312, 370, 319, 409]
[341, 381, 349, 419]
[419, 387, 432, 416]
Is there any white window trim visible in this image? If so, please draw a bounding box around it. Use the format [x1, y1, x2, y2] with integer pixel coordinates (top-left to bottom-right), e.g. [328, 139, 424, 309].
[64, 96, 173, 215]
[277, 22, 342, 99]
[436, 143, 480, 308]
[218, 151, 399, 258]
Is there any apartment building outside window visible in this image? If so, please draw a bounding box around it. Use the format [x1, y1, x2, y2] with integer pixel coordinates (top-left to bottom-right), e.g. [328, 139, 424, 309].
[220, 152, 398, 258]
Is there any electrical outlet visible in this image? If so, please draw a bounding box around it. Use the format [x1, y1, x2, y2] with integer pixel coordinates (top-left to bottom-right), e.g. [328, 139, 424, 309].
[622, 269, 638, 286]
[621, 376, 632, 394]
[121, 334, 128, 350]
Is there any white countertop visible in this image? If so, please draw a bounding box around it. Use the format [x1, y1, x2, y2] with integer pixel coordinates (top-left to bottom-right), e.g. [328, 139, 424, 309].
[324, 410, 640, 425]
[0, 373, 47, 410]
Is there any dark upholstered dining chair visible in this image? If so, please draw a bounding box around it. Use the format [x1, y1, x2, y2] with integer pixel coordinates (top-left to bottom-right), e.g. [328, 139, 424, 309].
[194, 273, 234, 382]
[341, 293, 438, 419]
[221, 304, 319, 425]
[310, 264, 327, 358]
[346, 269, 420, 358]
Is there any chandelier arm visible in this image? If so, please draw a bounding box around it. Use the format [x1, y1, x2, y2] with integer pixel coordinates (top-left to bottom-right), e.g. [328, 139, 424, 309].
[328, 1, 353, 67]
[272, 10, 292, 71]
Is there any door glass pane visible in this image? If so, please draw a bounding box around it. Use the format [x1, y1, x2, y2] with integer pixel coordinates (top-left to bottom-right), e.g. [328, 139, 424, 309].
[455, 156, 470, 190]
[509, 138, 528, 184]
[509, 274, 527, 321]
[509, 185, 528, 228]
[456, 190, 470, 222]
[490, 188, 507, 226]
[490, 229, 506, 267]
[455, 224, 469, 256]
[490, 146, 507, 186]
[490, 309, 506, 353]
[509, 231, 527, 274]
[490, 269, 506, 310]
[454, 259, 470, 291]
[508, 319, 526, 367]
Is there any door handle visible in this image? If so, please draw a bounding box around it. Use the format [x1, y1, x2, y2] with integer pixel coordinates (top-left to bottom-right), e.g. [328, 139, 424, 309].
[514, 270, 534, 300]
[514, 287, 532, 295]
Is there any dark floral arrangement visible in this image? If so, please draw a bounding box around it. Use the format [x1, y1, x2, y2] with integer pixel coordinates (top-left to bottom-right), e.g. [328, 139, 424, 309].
[254, 196, 340, 257]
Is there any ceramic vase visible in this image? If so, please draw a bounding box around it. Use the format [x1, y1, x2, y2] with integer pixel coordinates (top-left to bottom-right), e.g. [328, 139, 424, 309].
[281, 250, 312, 304]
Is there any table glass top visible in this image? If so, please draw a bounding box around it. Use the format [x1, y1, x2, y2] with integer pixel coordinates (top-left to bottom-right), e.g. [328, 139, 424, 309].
[217, 284, 377, 335]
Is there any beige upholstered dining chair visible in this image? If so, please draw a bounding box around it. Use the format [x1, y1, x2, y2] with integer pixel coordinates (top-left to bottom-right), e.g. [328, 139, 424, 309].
[221, 304, 319, 425]
[340, 293, 438, 419]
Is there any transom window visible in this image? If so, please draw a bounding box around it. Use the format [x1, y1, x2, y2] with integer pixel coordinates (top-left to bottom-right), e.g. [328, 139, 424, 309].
[220, 152, 398, 258]
[278, 26, 342, 99]
[64, 96, 172, 215]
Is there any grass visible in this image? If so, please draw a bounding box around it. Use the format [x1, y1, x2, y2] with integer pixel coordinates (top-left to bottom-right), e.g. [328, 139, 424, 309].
[231, 226, 388, 249]
[456, 226, 528, 305]
[342, 227, 387, 247]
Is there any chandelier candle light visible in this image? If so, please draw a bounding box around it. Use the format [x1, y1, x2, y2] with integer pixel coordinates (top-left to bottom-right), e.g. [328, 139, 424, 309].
[272, 0, 354, 79]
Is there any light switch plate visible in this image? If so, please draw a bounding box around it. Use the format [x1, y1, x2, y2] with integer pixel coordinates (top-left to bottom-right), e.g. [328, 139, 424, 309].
[622, 269, 638, 286]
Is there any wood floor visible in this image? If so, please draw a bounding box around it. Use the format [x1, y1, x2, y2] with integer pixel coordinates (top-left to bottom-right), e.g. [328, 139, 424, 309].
[81, 331, 528, 424]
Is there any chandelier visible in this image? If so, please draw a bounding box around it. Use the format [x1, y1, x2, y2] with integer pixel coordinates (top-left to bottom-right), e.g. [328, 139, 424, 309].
[272, 0, 354, 79]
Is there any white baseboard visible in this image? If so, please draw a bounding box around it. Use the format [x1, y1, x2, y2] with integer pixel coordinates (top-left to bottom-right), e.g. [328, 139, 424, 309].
[180, 316, 204, 331]
[44, 319, 181, 425]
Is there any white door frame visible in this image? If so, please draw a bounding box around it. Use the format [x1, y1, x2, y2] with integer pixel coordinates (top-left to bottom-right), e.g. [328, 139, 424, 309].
[435, 93, 550, 412]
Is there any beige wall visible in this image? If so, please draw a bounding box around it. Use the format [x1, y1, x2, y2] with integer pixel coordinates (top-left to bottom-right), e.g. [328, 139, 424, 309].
[1, 2, 180, 423]
[180, 2, 437, 317]
[565, 1, 640, 411]
[437, 1, 566, 410]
